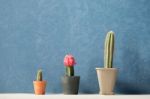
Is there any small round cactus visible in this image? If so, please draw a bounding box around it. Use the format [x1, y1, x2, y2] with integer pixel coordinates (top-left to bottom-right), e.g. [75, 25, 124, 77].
[64, 54, 76, 76]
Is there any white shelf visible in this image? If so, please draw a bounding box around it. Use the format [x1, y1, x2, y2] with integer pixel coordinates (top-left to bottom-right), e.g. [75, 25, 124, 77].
[0, 94, 150, 99]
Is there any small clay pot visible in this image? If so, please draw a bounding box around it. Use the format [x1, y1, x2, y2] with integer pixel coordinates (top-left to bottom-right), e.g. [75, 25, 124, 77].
[33, 81, 46, 95]
[61, 75, 80, 94]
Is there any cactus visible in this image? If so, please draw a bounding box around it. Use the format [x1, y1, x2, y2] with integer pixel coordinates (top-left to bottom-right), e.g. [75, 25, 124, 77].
[66, 66, 74, 76]
[104, 31, 115, 68]
[64, 54, 76, 76]
[36, 69, 43, 81]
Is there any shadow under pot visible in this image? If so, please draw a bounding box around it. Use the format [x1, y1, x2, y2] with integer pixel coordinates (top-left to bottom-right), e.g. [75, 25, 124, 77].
[61, 75, 80, 94]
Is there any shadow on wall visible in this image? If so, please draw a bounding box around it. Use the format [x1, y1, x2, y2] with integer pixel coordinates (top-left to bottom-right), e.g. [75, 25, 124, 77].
[116, 37, 150, 94]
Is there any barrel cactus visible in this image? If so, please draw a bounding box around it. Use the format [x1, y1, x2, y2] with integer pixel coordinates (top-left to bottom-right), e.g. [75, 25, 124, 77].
[36, 69, 43, 81]
[104, 31, 115, 68]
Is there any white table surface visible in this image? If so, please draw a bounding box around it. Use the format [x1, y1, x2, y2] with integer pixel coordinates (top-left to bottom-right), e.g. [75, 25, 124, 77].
[0, 94, 150, 99]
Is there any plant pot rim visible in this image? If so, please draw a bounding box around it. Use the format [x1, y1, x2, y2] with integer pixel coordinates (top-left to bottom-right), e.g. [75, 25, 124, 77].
[95, 68, 117, 70]
[63, 75, 80, 78]
[33, 80, 47, 82]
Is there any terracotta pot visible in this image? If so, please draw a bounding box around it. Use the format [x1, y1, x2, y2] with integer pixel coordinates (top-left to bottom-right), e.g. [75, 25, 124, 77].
[61, 75, 80, 94]
[33, 81, 46, 95]
[96, 68, 117, 95]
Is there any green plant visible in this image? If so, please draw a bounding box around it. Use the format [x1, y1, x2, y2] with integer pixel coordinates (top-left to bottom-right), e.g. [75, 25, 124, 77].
[104, 31, 115, 68]
[66, 66, 74, 76]
[64, 54, 76, 76]
[36, 69, 43, 81]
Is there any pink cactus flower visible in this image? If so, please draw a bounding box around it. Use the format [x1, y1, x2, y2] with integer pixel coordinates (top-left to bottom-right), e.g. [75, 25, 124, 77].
[64, 54, 76, 66]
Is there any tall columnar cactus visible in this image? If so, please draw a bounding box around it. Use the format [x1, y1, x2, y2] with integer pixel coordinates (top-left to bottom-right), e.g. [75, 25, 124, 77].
[104, 31, 115, 68]
[36, 69, 43, 81]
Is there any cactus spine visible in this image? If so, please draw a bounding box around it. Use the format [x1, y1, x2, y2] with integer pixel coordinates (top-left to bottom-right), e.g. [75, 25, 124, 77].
[104, 31, 115, 68]
[66, 67, 74, 76]
[36, 69, 43, 81]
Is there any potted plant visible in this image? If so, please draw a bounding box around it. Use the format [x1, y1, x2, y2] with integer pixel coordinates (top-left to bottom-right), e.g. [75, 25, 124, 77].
[33, 69, 47, 95]
[96, 31, 118, 95]
[61, 54, 80, 94]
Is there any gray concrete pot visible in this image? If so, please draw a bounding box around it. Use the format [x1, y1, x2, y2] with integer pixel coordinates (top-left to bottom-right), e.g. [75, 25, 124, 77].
[96, 68, 117, 95]
[61, 75, 80, 94]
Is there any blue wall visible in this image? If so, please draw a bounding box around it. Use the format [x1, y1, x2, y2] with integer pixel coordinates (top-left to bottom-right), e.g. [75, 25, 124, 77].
[0, 0, 150, 94]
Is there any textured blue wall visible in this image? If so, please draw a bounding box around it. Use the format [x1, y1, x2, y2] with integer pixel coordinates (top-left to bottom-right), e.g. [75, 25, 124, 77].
[0, 0, 150, 94]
